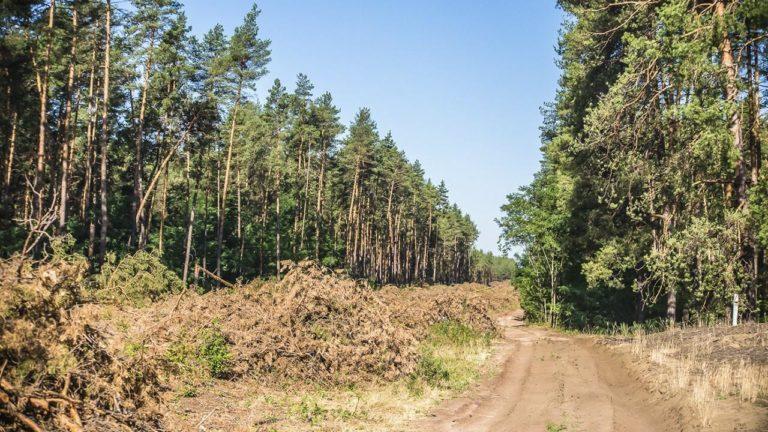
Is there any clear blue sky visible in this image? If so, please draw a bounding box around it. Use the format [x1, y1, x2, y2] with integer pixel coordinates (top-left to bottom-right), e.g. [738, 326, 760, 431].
[181, 0, 564, 255]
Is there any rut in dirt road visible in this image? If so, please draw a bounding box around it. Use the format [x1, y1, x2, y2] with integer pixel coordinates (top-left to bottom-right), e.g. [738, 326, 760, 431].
[419, 310, 682, 432]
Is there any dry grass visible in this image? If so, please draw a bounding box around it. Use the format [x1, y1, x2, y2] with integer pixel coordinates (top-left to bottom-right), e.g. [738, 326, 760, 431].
[618, 323, 768, 428]
[164, 320, 498, 432]
[0, 250, 516, 432]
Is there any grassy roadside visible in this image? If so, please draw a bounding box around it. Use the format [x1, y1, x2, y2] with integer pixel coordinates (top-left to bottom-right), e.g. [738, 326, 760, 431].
[166, 320, 497, 432]
[601, 323, 768, 431]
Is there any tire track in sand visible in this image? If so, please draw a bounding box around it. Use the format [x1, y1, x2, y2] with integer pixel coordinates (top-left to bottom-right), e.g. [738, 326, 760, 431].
[416, 310, 680, 432]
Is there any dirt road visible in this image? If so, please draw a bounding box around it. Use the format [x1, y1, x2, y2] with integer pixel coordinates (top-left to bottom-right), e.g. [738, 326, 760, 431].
[418, 310, 681, 432]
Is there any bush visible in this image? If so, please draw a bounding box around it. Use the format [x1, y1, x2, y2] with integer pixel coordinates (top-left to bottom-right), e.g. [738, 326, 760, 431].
[414, 353, 451, 386]
[95, 250, 183, 306]
[164, 325, 232, 379]
[198, 326, 231, 378]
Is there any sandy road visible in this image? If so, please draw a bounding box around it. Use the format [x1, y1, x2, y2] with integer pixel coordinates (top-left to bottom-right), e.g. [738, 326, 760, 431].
[418, 310, 681, 432]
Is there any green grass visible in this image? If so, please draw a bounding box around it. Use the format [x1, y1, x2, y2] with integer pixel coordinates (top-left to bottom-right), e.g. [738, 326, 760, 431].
[546, 421, 567, 432]
[408, 320, 493, 395]
[290, 396, 328, 425]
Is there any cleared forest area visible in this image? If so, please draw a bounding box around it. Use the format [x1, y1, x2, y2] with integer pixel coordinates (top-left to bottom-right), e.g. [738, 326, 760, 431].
[4, 0, 768, 431]
[0, 254, 516, 431]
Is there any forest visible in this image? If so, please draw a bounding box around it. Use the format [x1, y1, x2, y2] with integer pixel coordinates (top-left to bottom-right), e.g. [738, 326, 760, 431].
[500, 0, 768, 327]
[0, 0, 496, 286]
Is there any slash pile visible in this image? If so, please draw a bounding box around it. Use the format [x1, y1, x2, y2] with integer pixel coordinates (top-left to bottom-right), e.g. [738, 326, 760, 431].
[1, 257, 509, 430]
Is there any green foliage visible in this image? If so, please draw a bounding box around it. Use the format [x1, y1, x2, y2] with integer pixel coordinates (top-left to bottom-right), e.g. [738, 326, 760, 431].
[413, 353, 451, 387]
[198, 326, 231, 378]
[164, 324, 232, 379]
[546, 422, 567, 432]
[408, 320, 492, 395]
[471, 249, 516, 283]
[0, 0, 478, 287]
[503, 0, 768, 327]
[427, 320, 490, 347]
[95, 251, 183, 307]
[291, 396, 328, 425]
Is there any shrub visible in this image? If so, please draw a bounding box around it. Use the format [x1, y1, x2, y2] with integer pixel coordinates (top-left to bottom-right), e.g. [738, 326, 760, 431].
[198, 326, 231, 378]
[415, 353, 451, 386]
[164, 325, 232, 379]
[95, 250, 183, 306]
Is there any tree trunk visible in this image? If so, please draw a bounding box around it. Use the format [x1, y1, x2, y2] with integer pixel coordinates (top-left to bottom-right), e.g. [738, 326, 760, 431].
[182, 150, 196, 286]
[58, 5, 78, 231]
[4, 109, 17, 192]
[216, 81, 242, 279]
[275, 169, 282, 281]
[98, 0, 111, 264]
[132, 30, 155, 247]
[314, 138, 327, 261]
[80, 42, 99, 220]
[32, 0, 55, 224]
[715, 0, 746, 207]
[299, 140, 312, 253]
[157, 166, 169, 253]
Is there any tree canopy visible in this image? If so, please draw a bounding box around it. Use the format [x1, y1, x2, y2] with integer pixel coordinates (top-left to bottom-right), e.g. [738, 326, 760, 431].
[0, 0, 482, 286]
[501, 0, 768, 327]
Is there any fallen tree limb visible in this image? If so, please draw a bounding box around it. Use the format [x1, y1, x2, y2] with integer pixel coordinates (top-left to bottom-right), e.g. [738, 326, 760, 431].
[194, 263, 234, 288]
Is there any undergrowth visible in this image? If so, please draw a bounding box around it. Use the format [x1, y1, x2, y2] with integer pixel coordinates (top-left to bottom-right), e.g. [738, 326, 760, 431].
[95, 250, 183, 306]
[407, 320, 492, 395]
[165, 323, 232, 382]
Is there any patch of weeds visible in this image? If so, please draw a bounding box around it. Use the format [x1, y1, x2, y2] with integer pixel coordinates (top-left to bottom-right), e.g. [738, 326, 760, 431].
[115, 319, 130, 333]
[291, 396, 328, 425]
[407, 320, 493, 395]
[179, 384, 198, 398]
[164, 325, 231, 379]
[124, 341, 146, 357]
[333, 405, 367, 421]
[407, 353, 451, 396]
[546, 421, 567, 432]
[198, 325, 231, 378]
[165, 339, 195, 370]
[310, 323, 330, 341]
[416, 353, 451, 386]
[428, 320, 490, 346]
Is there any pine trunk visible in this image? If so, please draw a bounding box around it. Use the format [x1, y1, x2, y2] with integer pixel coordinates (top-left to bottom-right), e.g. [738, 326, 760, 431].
[98, 0, 111, 264]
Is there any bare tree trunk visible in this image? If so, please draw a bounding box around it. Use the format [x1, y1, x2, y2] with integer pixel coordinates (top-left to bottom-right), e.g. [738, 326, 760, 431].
[216, 82, 242, 279]
[275, 169, 282, 281]
[80, 43, 99, 220]
[259, 186, 268, 275]
[132, 30, 155, 247]
[236, 168, 242, 239]
[157, 166, 169, 253]
[33, 0, 55, 223]
[4, 110, 17, 191]
[182, 150, 195, 285]
[314, 139, 327, 261]
[662, 206, 675, 321]
[98, 0, 111, 264]
[299, 140, 312, 253]
[58, 5, 78, 231]
[202, 181, 210, 273]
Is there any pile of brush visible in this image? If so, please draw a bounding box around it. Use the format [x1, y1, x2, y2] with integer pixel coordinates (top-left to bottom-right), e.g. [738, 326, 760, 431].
[0, 255, 163, 431]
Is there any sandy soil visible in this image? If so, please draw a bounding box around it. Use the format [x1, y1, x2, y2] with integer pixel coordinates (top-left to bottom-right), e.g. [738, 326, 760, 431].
[416, 310, 683, 432]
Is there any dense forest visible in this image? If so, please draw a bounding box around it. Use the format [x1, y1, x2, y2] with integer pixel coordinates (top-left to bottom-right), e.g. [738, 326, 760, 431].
[500, 0, 768, 327]
[0, 0, 493, 285]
